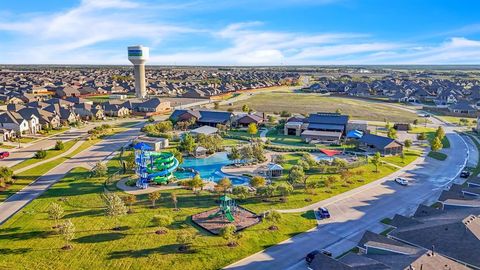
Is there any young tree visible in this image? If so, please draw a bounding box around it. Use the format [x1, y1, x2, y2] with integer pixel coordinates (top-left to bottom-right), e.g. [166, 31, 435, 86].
[176, 231, 197, 251]
[219, 224, 241, 247]
[92, 162, 108, 177]
[431, 136, 443, 152]
[152, 214, 173, 234]
[297, 159, 310, 171]
[214, 102, 220, 110]
[242, 104, 250, 113]
[413, 119, 419, 125]
[104, 193, 128, 229]
[34, 149, 47, 159]
[171, 192, 179, 210]
[247, 123, 258, 138]
[59, 219, 75, 250]
[250, 176, 266, 188]
[435, 126, 445, 140]
[240, 145, 254, 162]
[265, 210, 282, 230]
[387, 127, 397, 139]
[48, 202, 64, 229]
[404, 139, 412, 148]
[216, 177, 232, 194]
[288, 165, 305, 184]
[256, 185, 276, 198]
[0, 166, 14, 187]
[371, 152, 381, 172]
[232, 186, 249, 199]
[148, 191, 162, 208]
[228, 145, 241, 164]
[274, 154, 286, 164]
[189, 174, 205, 193]
[54, 140, 64, 150]
[276, 182, 293, 198]
[179, 133, 197, 154]
[417, 132, 427, 141]
[123, 194, 137, 213]
[251, 143, 266, 162]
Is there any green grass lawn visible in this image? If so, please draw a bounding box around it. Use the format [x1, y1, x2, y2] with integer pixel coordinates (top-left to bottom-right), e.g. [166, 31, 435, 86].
[0, 144, 16, 149]
[427, 151, 447, 161]
[409, 126, 450, 148]
[0, 139, 100, 203]
[11, 140, 78, 171]
[0, 167, 316, 270]
[437, 115, 476, 126]
[219, 92, 420, 123]
[266, 129, 306, 146]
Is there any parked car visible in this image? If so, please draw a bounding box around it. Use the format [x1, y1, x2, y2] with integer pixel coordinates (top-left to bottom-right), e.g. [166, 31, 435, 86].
[0, 151, 10, 159]
[305, 250, 320, 264]
[460, 170, 471, 178]
[318, 207, 330, 218]
[395, 177, 409, 186]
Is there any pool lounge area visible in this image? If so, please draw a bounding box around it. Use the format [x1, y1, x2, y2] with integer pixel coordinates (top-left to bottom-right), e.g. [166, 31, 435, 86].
[174, 152, 249, 186]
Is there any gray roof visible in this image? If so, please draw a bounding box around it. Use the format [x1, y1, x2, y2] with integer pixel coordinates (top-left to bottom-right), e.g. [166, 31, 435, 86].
[359, 133, 400, 149]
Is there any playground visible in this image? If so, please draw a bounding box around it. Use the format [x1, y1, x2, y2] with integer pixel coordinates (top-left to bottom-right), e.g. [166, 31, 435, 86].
[191, 195, 260, 234]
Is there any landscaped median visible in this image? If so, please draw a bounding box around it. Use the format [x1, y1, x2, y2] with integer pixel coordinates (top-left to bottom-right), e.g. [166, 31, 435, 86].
[427, 151, 447, 161]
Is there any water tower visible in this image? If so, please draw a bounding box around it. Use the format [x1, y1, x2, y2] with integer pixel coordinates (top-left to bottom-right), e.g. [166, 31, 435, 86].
[128, 45, 149, 98]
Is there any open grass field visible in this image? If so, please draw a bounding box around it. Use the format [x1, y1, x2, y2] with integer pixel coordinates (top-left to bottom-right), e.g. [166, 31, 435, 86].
[437, 115, 476, 126]
[219, 92, 420, 122]
[0, 167, 316, 270]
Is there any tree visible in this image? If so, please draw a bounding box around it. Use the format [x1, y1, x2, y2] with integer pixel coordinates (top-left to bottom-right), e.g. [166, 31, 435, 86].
[256, 185, 276, 198]
[148, 191, 161, 208]
[151, 214, 173, 232]
[301, 153, 317, 168]
[332, 158, 348, 172]
[48, 202, 64, 229]
[179, 133, 197, 154]
[250, 176, 266, 188]
[431, 136, 443, 152]
[59, 219, 75, 250]
[214, 102, 220, 109]
[171, 192, 179, 210]
[123, 194, 137, 212]
[276, 182, 293, 198]
[176, 231, 197, 251]
[104, 193, 128, 229]
[189, 174, 205, 193]
[219, 224, 241, 247]
[240, 145, 254, 161]
[413, 119, 419, 125]
[288, 165, 305, 184]
[417, 132, 427, 141]
[148, 116, 155, 122]
[242, 104, 250, 112]
[404, 139, 412, 148]
[274, 154, 286, 164]
[0, 166, 14, 188]
[387, 127, 397, 139]
[54, 140, 64, 150]
[228, 145, 241, 164]
[297, 159, 310, 171]
[34, 149, 47, 159]
[124, 152, 136, 170]
[325, 175, 338, 187]
[92, 162, 108, 177]
[371, 152, 381, 172]
[265, 210, 282, 230]
[400, 151, 406, 164]
[435, 126, 445, 140]
[251, 143, 266, 162]
[169, 148, 183, 164]
[232, 186, 249, 199]
[247, 123, 258, 138]
[216, 177, 232, 193]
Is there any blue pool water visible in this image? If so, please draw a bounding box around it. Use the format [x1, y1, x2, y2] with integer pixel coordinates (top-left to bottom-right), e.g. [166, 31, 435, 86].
[174, 152, 249, 185]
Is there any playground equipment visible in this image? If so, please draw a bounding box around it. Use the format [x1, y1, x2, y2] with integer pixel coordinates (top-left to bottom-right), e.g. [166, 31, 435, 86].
[134, 142, 179, 189]
[208, 195, 237, 222]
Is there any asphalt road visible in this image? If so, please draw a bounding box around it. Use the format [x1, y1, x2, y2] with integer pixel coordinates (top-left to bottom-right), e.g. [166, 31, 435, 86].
[0, 119, 142, 168]
[225, 127, 473, 270]
[0, 126, 142, 225]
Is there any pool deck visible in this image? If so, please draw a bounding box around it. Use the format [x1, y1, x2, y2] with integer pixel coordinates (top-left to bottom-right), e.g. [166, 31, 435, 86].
[220, 152, 275, 176]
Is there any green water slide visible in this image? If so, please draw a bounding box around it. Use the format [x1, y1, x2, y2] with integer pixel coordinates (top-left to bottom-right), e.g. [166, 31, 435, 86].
[146, 152, 179, 184]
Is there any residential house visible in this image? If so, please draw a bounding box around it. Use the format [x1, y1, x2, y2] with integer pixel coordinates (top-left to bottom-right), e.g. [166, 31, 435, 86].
[0, 110, 41, 135]
[284, 113, 349, 144]
[170, 109, 233, 127]
[233, 113, 264, 127]
[136, 98, 171, 115]
[103, 103, 130, 117]
[448, 101, 477, 115]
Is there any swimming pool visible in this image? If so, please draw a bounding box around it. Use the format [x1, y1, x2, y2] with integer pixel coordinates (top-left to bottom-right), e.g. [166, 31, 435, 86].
[174, 152, 249, 185]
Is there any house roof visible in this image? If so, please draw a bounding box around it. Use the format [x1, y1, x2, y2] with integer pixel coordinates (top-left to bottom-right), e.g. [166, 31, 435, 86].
[307, 123, 345, 131]
[359, 134, 399, 149]
[306, 112, 349, 125]
[190, 125, 218, 135]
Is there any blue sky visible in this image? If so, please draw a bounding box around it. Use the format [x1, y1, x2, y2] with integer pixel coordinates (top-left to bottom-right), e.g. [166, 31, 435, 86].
[1, 0, 480, 65]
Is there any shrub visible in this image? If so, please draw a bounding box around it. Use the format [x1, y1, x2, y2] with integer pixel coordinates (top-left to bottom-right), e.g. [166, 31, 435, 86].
[34, 149, 47, 159]
[54, 140, 65, 150]
[151, 214, 173, 228]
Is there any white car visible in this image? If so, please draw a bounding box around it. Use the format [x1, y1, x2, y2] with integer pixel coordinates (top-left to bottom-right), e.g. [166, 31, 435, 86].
[395, 177, 409, 186]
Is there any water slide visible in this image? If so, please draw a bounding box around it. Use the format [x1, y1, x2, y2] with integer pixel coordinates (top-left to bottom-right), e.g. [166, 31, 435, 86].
[146, 152, 179, 184]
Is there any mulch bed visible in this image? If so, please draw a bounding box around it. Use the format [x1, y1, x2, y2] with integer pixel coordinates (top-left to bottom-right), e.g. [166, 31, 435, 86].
[191, 206, 260, 235]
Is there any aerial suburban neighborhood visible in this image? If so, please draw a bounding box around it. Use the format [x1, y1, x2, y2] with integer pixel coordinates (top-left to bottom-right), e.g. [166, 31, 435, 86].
[1, 1, 480, 270]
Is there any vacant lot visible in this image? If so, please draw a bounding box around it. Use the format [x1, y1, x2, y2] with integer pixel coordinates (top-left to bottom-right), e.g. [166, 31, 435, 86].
[220, 92, 419, 122]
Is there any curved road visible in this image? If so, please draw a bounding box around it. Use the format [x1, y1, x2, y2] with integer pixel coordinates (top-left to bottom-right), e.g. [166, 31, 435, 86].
[226, 117, 473, 270]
